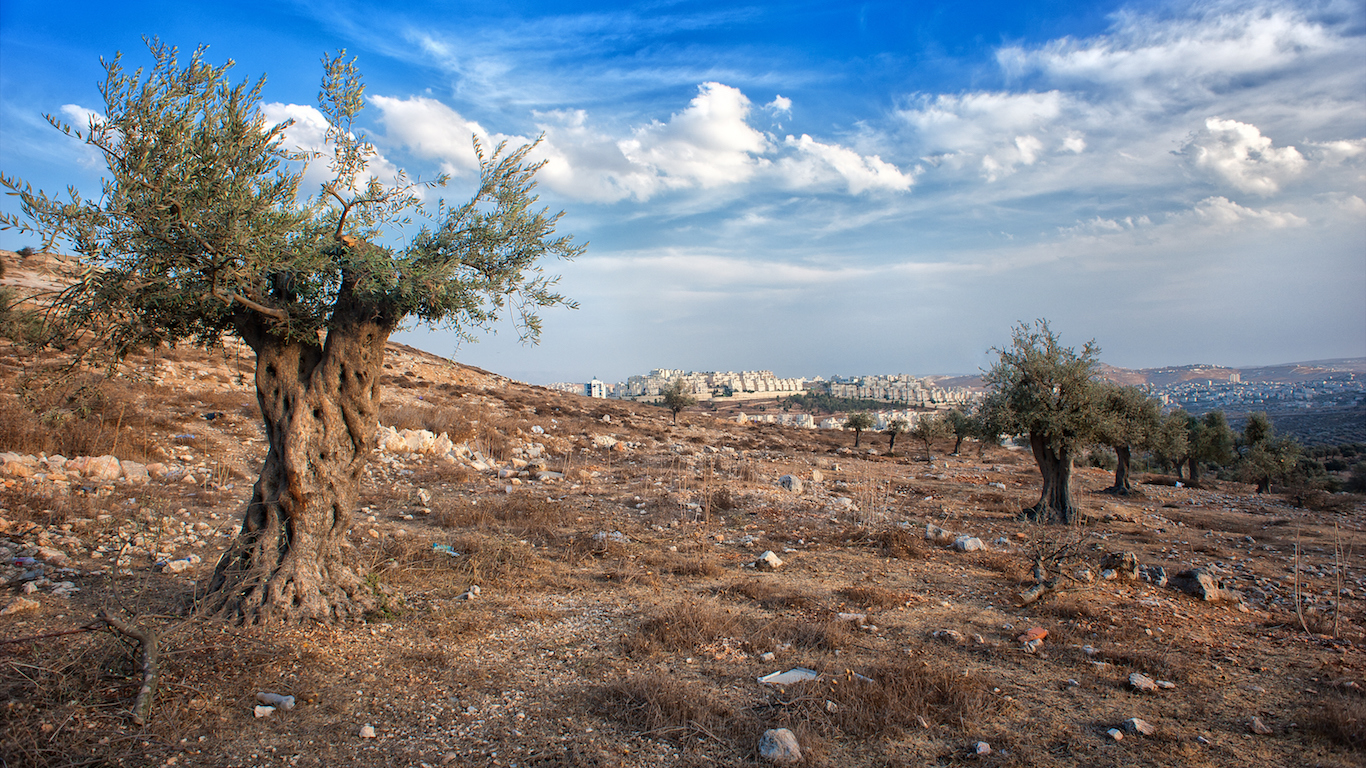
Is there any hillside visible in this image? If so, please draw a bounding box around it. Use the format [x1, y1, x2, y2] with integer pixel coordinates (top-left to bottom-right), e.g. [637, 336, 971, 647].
[0, 250, 1363, 768]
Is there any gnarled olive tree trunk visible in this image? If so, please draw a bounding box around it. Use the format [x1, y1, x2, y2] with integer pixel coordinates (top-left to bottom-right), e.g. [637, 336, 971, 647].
[1024, 432, 1079, 524]
[1109, 444, 1133, 494]
[204, 302, 393, 623]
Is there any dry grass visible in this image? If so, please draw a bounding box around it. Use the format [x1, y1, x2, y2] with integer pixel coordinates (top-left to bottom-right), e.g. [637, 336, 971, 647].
[1302, 691, 1366, 751]
[719, 578, 817, 610]
[772, 660, 1005, 738]
[871, 526, 924, 559]
[593, 673, 747, 746]
[837, 585, 913, 610]
[624, 601, 750, 656]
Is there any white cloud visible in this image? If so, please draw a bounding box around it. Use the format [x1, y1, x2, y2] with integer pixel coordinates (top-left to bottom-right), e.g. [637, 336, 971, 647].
[780, 134, 914, 193]
[58, 104, 104, 130]
[1179, 117, 1305, 195]
[261, 102, 402, 198]
[1187, 195, 1306, 228]
[368, 95, 494, 174]
[1062, 132, 1086, 153]
[997, 5, 1340, 88]
[1308, 138, 1366, 165]
[619, 82, 771, 190]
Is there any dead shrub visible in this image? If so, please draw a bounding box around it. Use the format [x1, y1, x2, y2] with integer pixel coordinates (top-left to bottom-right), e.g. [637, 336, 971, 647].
[1302, 691, 1366, 751]
[1038, 596, 1099, 621]
[872, 527, 923, 559]
[720, 579, 815, 610]
[973, 551, 1029, 582]
[593, 674, 743, 744]
[773, 661, 1003, 739]
[642, 550, 727, 578]
[837, 585, 911, 610]
[625, 601, 750, 656]
[762, 617, 853, 652]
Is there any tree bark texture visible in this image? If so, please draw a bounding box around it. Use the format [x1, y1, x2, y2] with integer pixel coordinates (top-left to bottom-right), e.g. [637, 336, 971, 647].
[1025, 432, 1079, 524]
[204, 304, 392, 623]
[1186, 457, 1201, 486]
[1110, 444, 1132, 494]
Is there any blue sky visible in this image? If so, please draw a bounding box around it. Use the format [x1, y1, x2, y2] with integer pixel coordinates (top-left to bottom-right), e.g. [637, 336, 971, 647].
[2, 0, 1363, 383]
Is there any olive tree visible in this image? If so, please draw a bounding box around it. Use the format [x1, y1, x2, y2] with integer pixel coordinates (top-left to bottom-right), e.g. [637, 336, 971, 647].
[661, 379, 696, 426]
[845, 411, 874, 448]
[1, 43, 581, 623]
[909, 413, 949, 461]
[1094, 382, 1163, 494]
[983, 320, 1100, 524]
[1182, 411, 1235, 486]
[1237, 412, 1300, 493]
[944, 407, 974, 455]
[884, 418, 909, 454]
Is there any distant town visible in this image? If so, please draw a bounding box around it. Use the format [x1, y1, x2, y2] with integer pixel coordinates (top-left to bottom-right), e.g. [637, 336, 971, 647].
[544, 360, 1365, 439]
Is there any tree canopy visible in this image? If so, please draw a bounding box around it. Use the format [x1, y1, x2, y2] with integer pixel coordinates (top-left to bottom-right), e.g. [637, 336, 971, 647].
[1094, 381, 1163, 494]
[661, 379, 697, 426]
[845, 412, 874, 448]
[2, 42, 579, 358]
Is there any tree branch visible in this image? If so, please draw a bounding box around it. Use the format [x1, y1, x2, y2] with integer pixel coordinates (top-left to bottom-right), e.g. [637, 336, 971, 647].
[98, 610, 159, 725]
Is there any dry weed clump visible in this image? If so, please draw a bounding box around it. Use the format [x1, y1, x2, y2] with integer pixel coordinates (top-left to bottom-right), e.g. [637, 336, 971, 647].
[625, 601, 751, 656]
[719, 579, 816, 610]
[1302, 691, 1366, 751]
[380, 402, 478, 443]
[872, 526, 924, 559]
[837, 585, 912, 610]
[592, 673, 745, 745]
[773, 661, 1004, 739]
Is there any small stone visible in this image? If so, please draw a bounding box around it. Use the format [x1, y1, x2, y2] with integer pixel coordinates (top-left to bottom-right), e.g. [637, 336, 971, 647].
[760, 651, 776, 662]
[1017, 627, 1047, 642]
[810, 469, 823, 483]
[1129, 673, 1158, 692]
[1123, 718, 1155, 736]
[1248, 717, 1272, 735]
[758, 727, 801, 764]
[1106, 728, 1124, 741]
[972, 741, 991, 756]
[932, 629, 965, 644]
[1156, 680, 1175, 689]
[952, 535, 986, 552]
[777, 475, 804, 493]
[254, 705, 275, 718]
[359, 724, 376, 739]
[1172, 567, 1225, 601]
[1022, 639, 1044, 654]
[1, 597, 40, 615]
[755, 551, 784, 570]
[1100, 551, 1141, 580]
[1100, 569, 1119, 581]
[924, 524, 955, 543]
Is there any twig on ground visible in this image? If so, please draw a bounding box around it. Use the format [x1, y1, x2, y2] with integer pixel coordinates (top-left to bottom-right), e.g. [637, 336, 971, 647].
[98, 610, 159, 725]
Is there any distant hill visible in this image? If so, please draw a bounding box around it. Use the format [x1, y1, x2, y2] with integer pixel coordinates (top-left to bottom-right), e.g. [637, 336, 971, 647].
[930, 359, 1364, 390]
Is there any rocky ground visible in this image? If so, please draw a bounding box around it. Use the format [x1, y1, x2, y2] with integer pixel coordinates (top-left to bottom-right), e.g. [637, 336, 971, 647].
[0, 257, 1363, 768]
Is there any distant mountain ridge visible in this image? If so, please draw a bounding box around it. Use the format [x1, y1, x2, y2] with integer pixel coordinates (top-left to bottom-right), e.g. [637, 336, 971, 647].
[931, 358, 1365, 391]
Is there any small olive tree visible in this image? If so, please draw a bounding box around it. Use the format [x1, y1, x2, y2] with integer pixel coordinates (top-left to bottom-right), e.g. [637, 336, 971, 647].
[884, 418, 909, 454]
[983, 320, 1101, 524]
[1, 42, 581, 623]
[909, 413, 949, 462]
[661, 379, 696, 426]
[845, 411, 874, 448]
[1094, 382, 1163, 494]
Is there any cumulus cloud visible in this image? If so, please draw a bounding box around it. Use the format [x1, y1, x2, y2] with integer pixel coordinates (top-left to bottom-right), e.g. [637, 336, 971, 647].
[1187, 195, 1306, 228]
[619, 82, 771, 190]
[260, 102, 402, 197]
[898, 91, 1085, 180]
[368, 95, 494, 174]
[58, 104, 104, 130]
[779, 134, 914, 193]
[1179, 117, 1305, 195]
